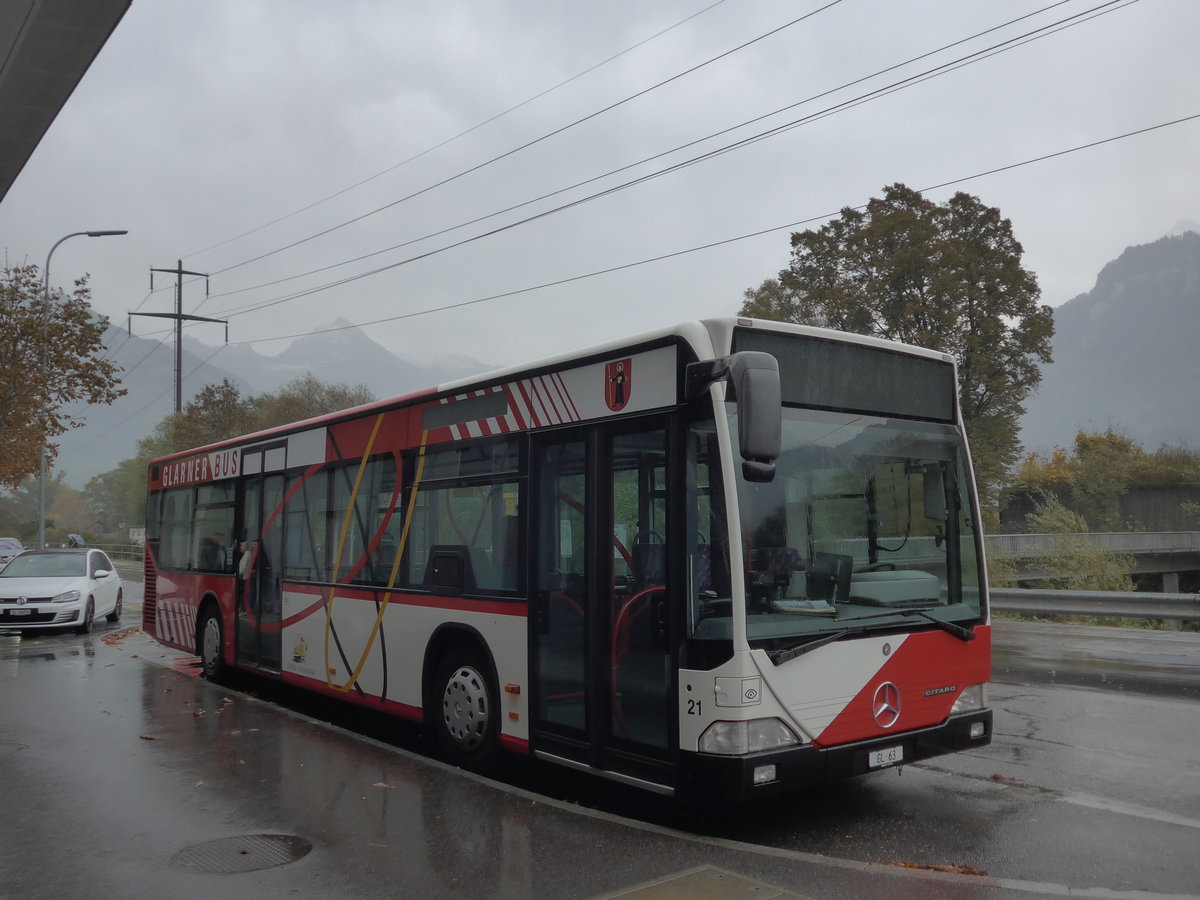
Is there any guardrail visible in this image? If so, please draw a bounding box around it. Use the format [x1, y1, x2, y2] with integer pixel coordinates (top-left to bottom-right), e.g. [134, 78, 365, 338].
[90, 543, 143, 565]
[990, 587, 1200, 621]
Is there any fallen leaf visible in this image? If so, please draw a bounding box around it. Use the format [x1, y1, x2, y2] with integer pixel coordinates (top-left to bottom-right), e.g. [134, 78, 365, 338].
[373, 782, 396, 789]
[889, 861, 987, 876]
[140, 735, 159, 741]
[195, 780, 205, 787]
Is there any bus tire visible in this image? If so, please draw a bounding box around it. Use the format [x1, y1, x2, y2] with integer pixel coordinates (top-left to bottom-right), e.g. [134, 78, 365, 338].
[198, 605, 227, 681]
[433, 646, 499, 772]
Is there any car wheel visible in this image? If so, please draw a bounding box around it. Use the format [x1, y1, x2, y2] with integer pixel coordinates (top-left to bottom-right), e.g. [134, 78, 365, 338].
[106, 589, 123, 623]
[433, 646, 500, 772]
[198, 606, 226, 680]
[75, 599, 95, 635]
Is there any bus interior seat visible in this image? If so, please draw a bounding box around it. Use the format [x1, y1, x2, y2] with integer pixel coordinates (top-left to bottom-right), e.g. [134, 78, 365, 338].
[632, 541, 665, 586]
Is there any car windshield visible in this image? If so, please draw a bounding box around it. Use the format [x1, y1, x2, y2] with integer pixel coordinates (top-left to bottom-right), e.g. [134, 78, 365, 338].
[0, 553, 88, 577]
[733, 407, 984, 648]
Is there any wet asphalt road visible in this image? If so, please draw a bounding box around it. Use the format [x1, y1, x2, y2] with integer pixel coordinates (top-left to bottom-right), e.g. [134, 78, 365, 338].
[1, 578, 1198, 899]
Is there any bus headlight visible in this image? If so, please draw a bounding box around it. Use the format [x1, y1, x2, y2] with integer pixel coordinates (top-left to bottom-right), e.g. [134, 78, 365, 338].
[698, 718, 800, 755]
[950, 683, 986, 714]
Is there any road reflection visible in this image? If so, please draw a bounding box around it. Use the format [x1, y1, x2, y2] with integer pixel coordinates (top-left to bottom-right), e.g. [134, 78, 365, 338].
[136, 658, 543, 896]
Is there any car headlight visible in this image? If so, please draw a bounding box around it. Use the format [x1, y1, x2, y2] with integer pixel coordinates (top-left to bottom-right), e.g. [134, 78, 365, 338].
[51, 590, 81, 603]
[950, 683, 986, 714]
[698, 718, 801, 755]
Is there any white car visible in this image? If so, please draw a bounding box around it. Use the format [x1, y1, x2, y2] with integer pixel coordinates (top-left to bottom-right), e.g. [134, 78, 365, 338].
[0, 549, 123, 634]
[0, 537, 24, 568]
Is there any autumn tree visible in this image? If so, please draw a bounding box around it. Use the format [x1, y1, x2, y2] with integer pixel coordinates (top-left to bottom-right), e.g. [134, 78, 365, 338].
[0, 263, 125, 488]
[740, 184, 1054, 508]
[1010, 428, 1200, 531]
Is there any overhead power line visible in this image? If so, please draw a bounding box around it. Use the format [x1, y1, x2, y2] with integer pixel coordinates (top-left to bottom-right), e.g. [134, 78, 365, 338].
[225, 111, 1200, 347]
[208, 0, 1134, 322]
[184, 0, 732, 260]
[58, 343, 230, 457]
[201, 0, 1089, 307]
[201, 1, 846, 281]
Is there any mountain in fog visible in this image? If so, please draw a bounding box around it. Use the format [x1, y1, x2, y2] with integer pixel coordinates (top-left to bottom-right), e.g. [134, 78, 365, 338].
[55, 321, 490, 487]
[1019, 229, 1200, 455]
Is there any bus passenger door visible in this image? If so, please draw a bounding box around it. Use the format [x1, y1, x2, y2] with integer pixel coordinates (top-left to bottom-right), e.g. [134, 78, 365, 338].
[531, 438, 589, 740]
[237, 472, 284, 672]
[531, 423, 674, 782]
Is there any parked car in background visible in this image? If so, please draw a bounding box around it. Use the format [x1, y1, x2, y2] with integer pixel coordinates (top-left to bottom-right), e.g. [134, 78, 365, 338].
[0, 549, 123, 634]
[0, 537, 24, 569]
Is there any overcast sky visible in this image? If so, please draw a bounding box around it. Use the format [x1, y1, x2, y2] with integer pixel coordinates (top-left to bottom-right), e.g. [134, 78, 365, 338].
[3, 0, 1198, 377]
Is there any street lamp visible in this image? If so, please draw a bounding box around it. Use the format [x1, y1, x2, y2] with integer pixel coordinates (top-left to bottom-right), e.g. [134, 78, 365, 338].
[38, 230, 129, 549]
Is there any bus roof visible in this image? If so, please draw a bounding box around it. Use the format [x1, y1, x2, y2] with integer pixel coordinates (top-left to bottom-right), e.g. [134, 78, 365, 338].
[148, 317, 953, 465]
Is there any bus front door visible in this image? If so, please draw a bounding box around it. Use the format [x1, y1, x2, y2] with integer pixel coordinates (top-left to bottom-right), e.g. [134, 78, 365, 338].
[532, 425, 674, 786]
[236, 472, 284, 672]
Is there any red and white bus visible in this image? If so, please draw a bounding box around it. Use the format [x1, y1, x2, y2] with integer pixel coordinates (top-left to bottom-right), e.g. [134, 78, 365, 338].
[143, 317, 991, 801]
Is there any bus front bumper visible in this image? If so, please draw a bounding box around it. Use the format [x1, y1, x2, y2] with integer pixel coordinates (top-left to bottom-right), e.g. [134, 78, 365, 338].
[678, 709, 993, 804]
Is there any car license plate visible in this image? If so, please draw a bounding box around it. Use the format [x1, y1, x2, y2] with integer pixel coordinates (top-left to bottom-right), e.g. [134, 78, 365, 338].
[9, 608, 33, 616]
[868, 744, 903, 768]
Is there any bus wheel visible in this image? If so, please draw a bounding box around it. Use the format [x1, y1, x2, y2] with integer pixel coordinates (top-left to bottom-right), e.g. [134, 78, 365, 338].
[199, 606, 226, 680]
[434, 648, 499, 772]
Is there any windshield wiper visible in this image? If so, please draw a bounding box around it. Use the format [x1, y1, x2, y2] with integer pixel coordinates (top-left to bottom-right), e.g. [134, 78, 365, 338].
[843, 606, 975, 642]
[767, 608, 974, 664]
[901, 609, 975, 642]
[768, 628, 860, 665]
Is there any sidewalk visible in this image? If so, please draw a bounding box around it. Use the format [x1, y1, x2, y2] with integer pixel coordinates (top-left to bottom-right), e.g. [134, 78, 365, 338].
[0, 627, 1043, 899]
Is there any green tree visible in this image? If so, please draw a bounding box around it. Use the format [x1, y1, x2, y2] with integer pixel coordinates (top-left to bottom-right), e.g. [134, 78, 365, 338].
[0, 263, 126, 488]
[1024, 496, 1134, 591]
[253, 374, 374, 430]
[171, 378, 257, 452]
[82, 375, 376, 535]
[740, 184, 1054, 508]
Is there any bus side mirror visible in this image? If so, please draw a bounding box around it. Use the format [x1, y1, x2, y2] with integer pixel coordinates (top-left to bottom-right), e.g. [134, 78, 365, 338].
[686, 351, 781, 483]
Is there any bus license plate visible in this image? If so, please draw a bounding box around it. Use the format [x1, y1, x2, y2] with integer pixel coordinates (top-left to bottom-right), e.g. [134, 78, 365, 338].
[868, 745, 903, 768]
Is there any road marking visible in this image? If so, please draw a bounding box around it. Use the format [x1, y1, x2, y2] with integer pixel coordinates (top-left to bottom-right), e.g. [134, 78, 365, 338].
[595, 865, 807, 899]
[1059, 792, 1200, 831]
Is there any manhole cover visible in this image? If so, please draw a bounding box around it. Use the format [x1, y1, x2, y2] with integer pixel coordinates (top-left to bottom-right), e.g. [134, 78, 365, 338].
[173, 834, 312, 873]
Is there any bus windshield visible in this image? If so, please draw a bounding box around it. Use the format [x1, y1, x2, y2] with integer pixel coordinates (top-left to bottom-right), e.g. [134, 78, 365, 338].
[732, 406, 983, 649]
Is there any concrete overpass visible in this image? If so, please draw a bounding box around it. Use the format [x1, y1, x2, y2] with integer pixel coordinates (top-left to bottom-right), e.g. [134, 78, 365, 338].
[985, 532, 1200, 592]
